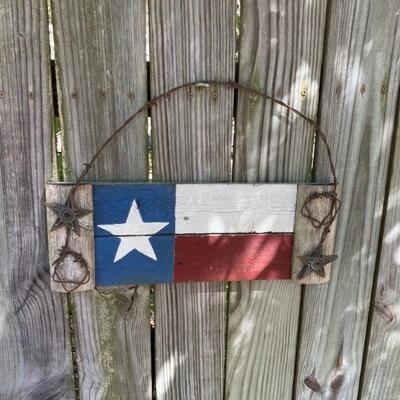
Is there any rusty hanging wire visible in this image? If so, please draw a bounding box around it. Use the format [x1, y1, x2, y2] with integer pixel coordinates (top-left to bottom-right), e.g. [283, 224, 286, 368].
[71, 80, 339, 190]
[50, 80, 340, 290]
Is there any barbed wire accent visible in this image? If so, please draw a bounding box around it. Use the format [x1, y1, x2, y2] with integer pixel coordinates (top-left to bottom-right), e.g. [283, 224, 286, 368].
[52, 246, 90, 293]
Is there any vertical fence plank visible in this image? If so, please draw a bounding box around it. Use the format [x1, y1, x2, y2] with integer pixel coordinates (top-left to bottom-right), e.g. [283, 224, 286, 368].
[360, 101, 400, 397]
[0, 1, 75, 398]
[226, 1, 327, 399]
[52, 1, 151, 398]
[149, 1, 235, 398]
[296, 1, 400, 399]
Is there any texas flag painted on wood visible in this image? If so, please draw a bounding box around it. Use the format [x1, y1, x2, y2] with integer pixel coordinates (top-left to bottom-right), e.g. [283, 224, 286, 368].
[93, 184, 296, 286]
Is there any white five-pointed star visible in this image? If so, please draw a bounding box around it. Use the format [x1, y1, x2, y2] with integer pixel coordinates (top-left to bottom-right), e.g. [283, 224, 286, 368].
[98, 200, 169, 262]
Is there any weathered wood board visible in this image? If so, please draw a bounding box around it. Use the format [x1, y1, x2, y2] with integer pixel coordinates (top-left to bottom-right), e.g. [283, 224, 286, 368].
[226, 0, 329, 399]
[93, 183, 297, 234]
[360, 99, 400, 398]
[174, 234, 293, 282]
[149, 1, 236, 397]
[174, 184, 296, 233]
[295, 0, 400, 398]
[46, 184, 95, 292]
[51, 0, 151, 398]
[0, 0, 75, 398]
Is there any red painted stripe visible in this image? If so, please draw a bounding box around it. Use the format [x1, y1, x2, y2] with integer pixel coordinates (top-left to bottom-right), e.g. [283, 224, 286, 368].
[174, 234, 293, 282]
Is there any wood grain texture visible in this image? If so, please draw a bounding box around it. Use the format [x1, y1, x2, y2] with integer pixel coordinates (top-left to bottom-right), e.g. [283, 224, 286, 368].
[46, 184, 95, 292]
[150, 0, 235, 182]
[175, 184, 297, 233]
[234, 0, 327, 184]
[155, 282, 226, 399]
[52, 0, 151, 398]
[360, 104, 400, 398]
[52, 0, 148, 182]
[149, 0, 235, 398]
[295, 1, 400, 398]
[92, 182, 297, 234]
[226, 1, 328, 399]
[0, 1, 75, 398]
[292, 184, 338, 284]
[174, 234, 293, 282]
[226, 280, 302, 399]
[74, 285, 152, 399]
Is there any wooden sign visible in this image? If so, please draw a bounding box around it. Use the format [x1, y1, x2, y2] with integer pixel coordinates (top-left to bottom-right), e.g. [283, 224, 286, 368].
[46, 183, 337, 292]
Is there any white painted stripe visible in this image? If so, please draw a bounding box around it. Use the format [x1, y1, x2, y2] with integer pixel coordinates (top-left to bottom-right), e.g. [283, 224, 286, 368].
[175, 184, 297, 234]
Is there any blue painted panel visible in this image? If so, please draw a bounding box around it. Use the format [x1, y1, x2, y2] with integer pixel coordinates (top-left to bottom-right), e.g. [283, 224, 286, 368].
[93, 184, 176, 236]
[95, 236, 175, 285]
[93, 184, 176, 285]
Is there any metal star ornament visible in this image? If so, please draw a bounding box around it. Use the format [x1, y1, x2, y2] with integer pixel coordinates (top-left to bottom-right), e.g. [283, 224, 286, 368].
[45, 195, 92, 236]
[296, 246, 338, 280]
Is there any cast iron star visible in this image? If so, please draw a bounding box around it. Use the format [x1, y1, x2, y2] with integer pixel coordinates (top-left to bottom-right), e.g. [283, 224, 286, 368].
[45, 195, 91, 236]
[297, 246, 337, 280]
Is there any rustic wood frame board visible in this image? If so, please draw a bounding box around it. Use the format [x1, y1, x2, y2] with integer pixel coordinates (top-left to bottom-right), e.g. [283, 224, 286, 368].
[46, 183, 337, 291]
[46, 184, 95, 292]
[292, 184, 338, 284]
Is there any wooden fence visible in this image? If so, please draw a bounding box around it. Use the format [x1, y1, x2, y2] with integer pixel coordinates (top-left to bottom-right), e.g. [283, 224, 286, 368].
[1, 0, 400, 399]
